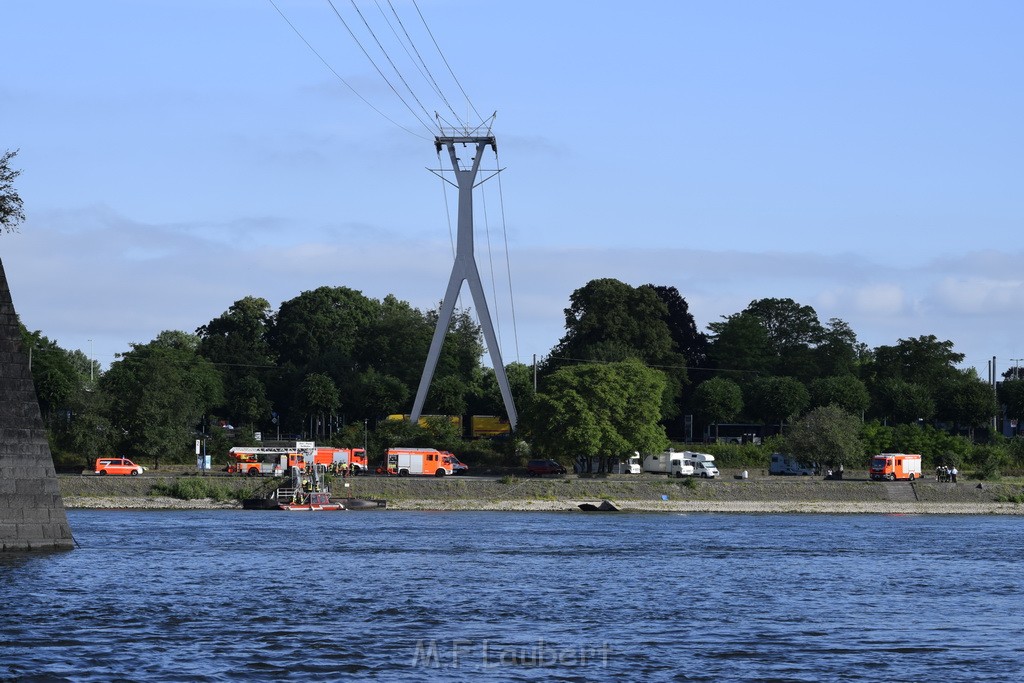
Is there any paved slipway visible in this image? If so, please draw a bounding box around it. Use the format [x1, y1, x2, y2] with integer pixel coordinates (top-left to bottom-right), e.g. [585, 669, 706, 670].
[58, 472, 1024, 514]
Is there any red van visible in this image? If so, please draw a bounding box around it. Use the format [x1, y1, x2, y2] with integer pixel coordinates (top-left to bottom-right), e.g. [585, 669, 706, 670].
[94, 457, 145, 476]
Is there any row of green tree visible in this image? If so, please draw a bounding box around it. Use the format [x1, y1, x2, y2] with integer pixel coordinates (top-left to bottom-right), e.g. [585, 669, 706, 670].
[520, 279, 1024, 476]
[20, 276, 1024, 474]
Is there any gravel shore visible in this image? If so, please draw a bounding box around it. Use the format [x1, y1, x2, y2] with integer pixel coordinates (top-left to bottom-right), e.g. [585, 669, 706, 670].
[58, 472, 1024, 514]
[61, 495, 1024, 514]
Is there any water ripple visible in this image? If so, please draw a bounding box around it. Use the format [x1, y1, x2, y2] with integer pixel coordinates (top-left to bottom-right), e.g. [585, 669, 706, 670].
[1, 511, 1022, 681]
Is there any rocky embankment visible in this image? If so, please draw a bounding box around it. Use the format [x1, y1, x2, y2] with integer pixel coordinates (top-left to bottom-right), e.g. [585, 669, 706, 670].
[58, 471, 1024, 514]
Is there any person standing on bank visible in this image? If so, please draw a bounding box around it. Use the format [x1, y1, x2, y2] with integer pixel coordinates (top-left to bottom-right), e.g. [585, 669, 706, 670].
[950, 465, 958, 483]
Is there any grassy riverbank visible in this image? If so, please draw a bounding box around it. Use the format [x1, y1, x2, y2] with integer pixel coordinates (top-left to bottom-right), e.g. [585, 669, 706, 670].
[58, 471, 1024, 514]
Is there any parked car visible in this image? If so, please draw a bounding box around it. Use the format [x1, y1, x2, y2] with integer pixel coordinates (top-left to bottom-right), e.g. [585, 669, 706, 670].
[527, 459, 567, 476]
[94, 457, 145, 476]
[450, 455, 469, 475]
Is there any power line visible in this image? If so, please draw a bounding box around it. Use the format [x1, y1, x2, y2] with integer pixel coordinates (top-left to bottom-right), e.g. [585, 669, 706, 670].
[480, 183, 502, 352]
[412, 0, 484, 128]
[325, 0, 436, 134]
[494, 149, 520, 363]
[267, 0, 427, 139]
[379, 0, 464, 127]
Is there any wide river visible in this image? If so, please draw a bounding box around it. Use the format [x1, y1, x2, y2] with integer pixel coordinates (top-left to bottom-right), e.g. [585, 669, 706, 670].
[1, 510, 1022, 681]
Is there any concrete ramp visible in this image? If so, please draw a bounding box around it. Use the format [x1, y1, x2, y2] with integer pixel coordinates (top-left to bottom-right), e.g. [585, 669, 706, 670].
[0, 258, 73, 551]
[883, 481, 920, 503]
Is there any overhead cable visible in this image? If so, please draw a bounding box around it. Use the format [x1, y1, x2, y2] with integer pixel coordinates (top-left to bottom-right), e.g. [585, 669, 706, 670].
[340, 0, 437, 131]
[380, 0, 465, 128]
[323, 0, 436, 135]
[495, 149, 520, 363]
[267, 0, 426, 138]
[412, 0, 485, 128]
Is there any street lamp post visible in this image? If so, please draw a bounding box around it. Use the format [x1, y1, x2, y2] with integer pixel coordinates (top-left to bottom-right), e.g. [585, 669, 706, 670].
[1012, 359, 1023, 380]
[88, 339, 93, 382]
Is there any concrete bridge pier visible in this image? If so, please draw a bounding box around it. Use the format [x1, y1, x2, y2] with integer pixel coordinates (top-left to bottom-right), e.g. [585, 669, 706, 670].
[0, 258, 74, 552]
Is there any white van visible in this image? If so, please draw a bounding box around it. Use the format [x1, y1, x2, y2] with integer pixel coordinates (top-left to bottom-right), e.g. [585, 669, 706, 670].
[682, 451, 719, 479]
[642, 450, 694, 477]
[612, 453, 642, 474]
[769, 453, 815, 476]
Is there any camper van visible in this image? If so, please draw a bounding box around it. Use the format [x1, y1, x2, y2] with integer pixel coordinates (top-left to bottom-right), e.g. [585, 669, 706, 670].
[642, 450, 694, 478]
[612, 453, 642, 474]
[769, 453, 816, 476]
[682, 451, 719, 479]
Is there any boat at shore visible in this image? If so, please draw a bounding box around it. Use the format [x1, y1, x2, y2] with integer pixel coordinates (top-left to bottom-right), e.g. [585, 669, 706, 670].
[241, 465, 386, 511]
[279, 491, 344, 511]
[334, 497, 387, 510]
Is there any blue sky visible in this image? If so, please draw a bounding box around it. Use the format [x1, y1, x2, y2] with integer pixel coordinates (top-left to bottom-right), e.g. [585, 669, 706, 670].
[3, 0, 1023, 379]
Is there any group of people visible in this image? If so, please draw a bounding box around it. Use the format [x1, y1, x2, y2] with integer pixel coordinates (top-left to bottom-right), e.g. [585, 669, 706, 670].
[330, 462, 356, 477]
[302, 461, 356, 478]
[936, 465, 958, 483]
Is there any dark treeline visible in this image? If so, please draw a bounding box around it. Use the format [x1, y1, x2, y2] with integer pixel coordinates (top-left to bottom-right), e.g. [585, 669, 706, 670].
[20, 278, 1024, 476]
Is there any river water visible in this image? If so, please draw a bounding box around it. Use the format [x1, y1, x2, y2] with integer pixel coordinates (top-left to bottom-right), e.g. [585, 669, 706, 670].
[1, 510, 1022, 681]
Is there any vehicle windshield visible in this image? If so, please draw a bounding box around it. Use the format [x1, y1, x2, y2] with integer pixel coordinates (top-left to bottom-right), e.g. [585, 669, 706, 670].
[871, 457, 887, 469]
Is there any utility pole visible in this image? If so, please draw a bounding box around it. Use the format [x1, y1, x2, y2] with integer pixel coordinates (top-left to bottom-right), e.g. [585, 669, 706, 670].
[409, 132, 518, 430]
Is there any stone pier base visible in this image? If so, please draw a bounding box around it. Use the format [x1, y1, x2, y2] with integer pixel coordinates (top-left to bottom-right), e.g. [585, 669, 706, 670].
[0, 257, 74, 551]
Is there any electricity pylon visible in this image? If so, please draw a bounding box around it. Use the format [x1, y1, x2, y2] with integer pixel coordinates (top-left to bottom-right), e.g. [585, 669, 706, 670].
[409, 133, 518, 430]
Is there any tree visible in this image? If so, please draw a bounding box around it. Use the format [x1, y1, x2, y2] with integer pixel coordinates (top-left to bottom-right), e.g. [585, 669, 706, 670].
[550, 278, 686, 420]
[423, 374, 468, 417]
[871, 335, 964, 395]
[873, 378, 935, 424]
[268, 286, 376, 368]
[815, 318, 860, 377]
[553, 279, 675, 362]
[197, 296, 275, 367]
[809, 375, 870, 416]
[744, 297, 825, 351]
[859, 421, 893, 456]
[691, 377, 743, 440]
[419, 308, 485, 416]
[355, 295, 433, 390]
[101, 331, 223, 468]
[642, 284, 708, 367]
[470, 362, 535, 418]
[744, 376, 809, 430]
[197, 296, 275, 430]
[935, 373, 998, 436]
[229, 375, 273, 430]
[1, 149, 25, 232]
[999, 379, 1024, 424]
[706, 312, 772, 377]
[296, 372, 340, 438]
[743, 297, 825, 380]
[785, 405, 864, 472]
[526, 359, 669, 468]
[20, 326, 81, 422]
[351, 367, 410, 420]
[65, 389, 113, 466]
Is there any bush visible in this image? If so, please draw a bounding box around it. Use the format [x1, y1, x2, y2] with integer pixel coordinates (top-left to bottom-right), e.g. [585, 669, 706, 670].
[995, 492, 1024, 504]
[972, 445, 1007, 481]
[151, 477, 242, 501]
[457, 441, 512, 469]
